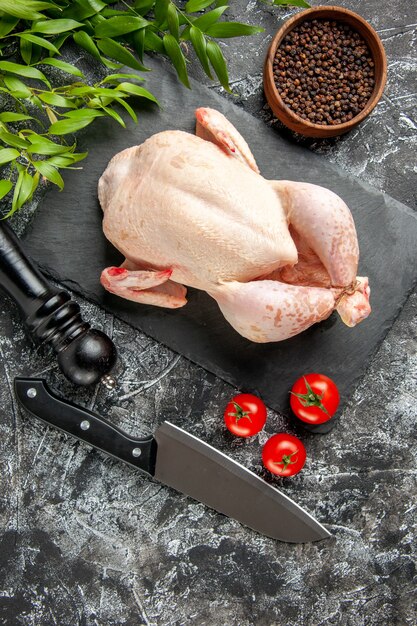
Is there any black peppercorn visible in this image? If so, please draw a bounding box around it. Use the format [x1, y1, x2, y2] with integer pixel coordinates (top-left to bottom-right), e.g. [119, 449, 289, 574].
[273, 19, 376, 125]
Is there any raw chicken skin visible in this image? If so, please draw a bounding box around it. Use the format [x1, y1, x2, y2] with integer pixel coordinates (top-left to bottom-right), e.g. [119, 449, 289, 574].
[98, 107, 371, 342]
[100, 131, 296, 289]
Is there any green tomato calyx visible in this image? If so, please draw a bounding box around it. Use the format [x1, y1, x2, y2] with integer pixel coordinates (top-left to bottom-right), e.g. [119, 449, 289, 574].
[228, 401, 252, 423]
[290, 377, 330, 416]
[274, 449, 299, 471]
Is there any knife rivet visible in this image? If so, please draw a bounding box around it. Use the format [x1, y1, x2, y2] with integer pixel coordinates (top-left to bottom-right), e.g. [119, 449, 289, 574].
[27, 388, 37, 398]
[132, 447, 142, 458]
[80, 420, 90, 431]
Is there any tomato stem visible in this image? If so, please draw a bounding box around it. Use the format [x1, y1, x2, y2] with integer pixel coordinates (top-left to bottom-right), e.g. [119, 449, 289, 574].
[228, 401, 252, 423]
[274, 449, 299, 471]
[290, 377, 330, 416]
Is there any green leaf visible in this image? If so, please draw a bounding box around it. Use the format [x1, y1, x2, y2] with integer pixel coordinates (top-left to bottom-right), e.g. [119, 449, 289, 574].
[100, 56, 123, 70]
[45, 106, 57, 125]
[62, 0, 106, 21]
[2, 76, 32, 98]
[41, 156, 71, 167]
[100, 8, 125, 18]
[95, 16, 148, 38]
[133, 0, 155, 7]
[86, 0, 107, 10]
[131, 28, 145, 62]
[205, 22, 264, 38]
[101, 72, 145, 84]
[133, 0, 155, 14]
[144, 29, 164, 53]
[30, 42, 42, 65]
[87, 95, 118, 108]
[66, 85, 95, 96]
[73, 30, 101, 60]
[31, 19, 84, 34]
[0, 0, 55, 21]
[113, 96, 137, 123]
[185, 0, 214, 11]
[62, 108, 105, 120]
[29, 95, 44, 111]
[154, 0, 169, 24]
[11, 166, 24, 215]
[25, 132, 51, 144]
[88, 96, 115, 108]
[38, 92, 77, 108]
[272, 0, 310, 6]
[9, 167, 34, 215]
[192, 6, 228, 31]
[31, 170, 40, 195]
[167, 3, 179, 41]
[189, 26, 212, 79]
[97, 38, 148, 71]
[0, 61, 50, 87]
[90, 12, 106, 24]
[163, 34, 190, 88]
[116, 82, 159, 104]
[19, 37, 33, 65]
[17, 33, 60, 55]
[0, 148, 20, 166]
[17, 170, 35, 209]
[206, 39, 231, 92]
[0, 130, 30, 149]
[27, 140, 74, 155]
[0, 113, 33, 123]
[32, 160, 64, 189]
[48, 117, 97, 135]
[43, 152, 87, 167]
[177, 12, 189, 27]
[84, 86, 122, 98]
[37, 57, 84, 77]
[53, 32, 72, 50]
[0, 15, 20, 38]
[0, 179, 13, 201]
[60, 151, 87, 164]
[102, 106, 125, 127]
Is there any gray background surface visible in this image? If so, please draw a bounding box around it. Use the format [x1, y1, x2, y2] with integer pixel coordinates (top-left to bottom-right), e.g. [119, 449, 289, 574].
[0, 1, 416, 625]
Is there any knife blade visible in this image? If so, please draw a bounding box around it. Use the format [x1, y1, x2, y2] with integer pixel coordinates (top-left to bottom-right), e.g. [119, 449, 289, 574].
[14, 377, 331, 543]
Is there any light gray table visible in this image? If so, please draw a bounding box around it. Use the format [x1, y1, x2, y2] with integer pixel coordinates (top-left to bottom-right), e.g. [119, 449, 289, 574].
[0, 1, 416, 624]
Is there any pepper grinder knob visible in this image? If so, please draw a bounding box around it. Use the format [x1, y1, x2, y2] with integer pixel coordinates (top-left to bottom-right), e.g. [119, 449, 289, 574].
[0, 221, 117, 386]
[57, 328, 117, 386]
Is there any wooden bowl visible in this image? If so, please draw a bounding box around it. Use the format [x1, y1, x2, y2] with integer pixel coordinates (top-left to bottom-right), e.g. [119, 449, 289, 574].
[263, 6, 387, 137]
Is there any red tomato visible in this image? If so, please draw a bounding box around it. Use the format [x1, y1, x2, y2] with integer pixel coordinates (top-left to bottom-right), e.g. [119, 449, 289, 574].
[224, 394, 267, 437]
[262, 433, 306, 477]
[290, 373, 340, 425]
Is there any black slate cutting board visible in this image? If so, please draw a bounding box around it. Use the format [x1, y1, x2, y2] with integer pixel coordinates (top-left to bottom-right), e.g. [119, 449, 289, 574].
[22, 58, 417, 426]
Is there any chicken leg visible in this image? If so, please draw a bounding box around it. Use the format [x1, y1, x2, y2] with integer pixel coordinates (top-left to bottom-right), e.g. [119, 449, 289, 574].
[211, 180, 371, 342]
[269, 180, 371, 327]
[210, 280, 336, 343]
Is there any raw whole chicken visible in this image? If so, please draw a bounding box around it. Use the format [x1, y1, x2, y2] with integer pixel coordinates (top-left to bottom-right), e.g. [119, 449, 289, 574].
[98, 108, 371, 343]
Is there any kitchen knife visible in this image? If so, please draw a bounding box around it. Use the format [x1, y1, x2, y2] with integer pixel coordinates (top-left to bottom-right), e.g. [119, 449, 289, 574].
[14, 377, 331, 543]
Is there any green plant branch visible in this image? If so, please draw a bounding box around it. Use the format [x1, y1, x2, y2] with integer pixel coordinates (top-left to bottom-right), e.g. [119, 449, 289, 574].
[0, 0, 304, 216]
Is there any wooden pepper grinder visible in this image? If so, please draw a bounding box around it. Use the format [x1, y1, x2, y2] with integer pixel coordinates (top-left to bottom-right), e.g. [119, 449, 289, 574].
[0, 221, 117, 387]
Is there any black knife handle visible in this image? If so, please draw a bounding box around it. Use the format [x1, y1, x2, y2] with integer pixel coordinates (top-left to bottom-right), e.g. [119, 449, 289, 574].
[0, 222, 117, 386]
[14, 378, 157, 475]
